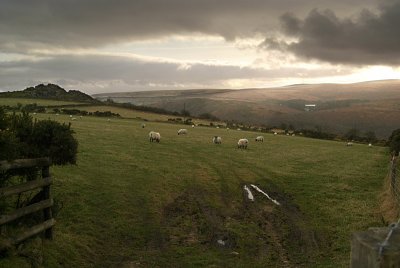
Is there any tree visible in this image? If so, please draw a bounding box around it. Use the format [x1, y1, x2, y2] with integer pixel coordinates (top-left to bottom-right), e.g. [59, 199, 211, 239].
[180, 109, 191, 117]
[345, 128, 360, 141]
[388, 129, 400, 156]
[364, 131, 377, 143]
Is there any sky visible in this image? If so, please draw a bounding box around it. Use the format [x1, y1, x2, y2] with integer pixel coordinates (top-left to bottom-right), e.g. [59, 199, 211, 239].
[1, 0, 400, 94]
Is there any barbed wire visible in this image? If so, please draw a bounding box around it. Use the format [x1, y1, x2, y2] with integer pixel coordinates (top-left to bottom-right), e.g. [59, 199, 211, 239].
[379, 157, 400, 260]
[378, 217, 400, 259]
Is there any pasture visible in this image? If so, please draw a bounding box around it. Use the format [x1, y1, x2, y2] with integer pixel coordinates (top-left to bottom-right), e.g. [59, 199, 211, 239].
[0, 98, 83, 107]
[66, 105, 226, 126]
[0, 112, 388, 267]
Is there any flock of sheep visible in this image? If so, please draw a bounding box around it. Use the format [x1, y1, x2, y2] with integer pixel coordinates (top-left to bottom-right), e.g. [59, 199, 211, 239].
[148, 127, 265, 149]
[147, 125, 373, 149]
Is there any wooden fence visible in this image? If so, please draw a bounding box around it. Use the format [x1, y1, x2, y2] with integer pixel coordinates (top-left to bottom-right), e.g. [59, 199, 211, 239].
[0, 157, 55, 251]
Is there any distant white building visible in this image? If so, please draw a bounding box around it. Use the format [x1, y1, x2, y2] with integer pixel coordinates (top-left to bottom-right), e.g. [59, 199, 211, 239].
[304, 104, 316, 112]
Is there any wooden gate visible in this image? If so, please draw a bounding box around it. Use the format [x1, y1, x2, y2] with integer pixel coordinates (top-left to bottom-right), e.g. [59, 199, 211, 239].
[0, 157, 55, 250]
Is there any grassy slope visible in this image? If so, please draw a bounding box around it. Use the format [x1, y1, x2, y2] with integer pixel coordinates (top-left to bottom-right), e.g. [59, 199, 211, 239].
[94, 81, 400, 138]
[0, 113, 388, 267]
[0, 98, 83, 107]
[66, 105, 225, 125]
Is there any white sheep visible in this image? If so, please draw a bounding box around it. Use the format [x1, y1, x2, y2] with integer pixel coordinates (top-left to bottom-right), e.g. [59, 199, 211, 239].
[192, 125, 195, 128]
[237, 138, 249, 149]
[368, 143, 372, 147]
[141, 123, 146, 128]
[149, 131, 161, 143]
[346, 142, 353, 146]
[178, 129, 188, 135]
[255, 136, 264, 142]
[71, 117, 77, 121]
[213, 136, 222, 144]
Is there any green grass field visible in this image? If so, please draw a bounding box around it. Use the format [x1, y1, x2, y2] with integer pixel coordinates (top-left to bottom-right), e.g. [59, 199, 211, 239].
[67, 105, 226, 125]
[0, 98, 83, 107]
[0, 113, 389, 267]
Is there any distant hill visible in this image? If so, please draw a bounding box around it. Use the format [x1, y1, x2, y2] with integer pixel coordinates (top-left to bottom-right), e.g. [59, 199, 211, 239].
[94, 80, 400, 138]
[0, 84, 98, 103]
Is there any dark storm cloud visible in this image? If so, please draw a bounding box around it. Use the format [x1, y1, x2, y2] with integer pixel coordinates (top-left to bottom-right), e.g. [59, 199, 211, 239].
[262, 0, 400, 65]
[0, 0, 375, 52]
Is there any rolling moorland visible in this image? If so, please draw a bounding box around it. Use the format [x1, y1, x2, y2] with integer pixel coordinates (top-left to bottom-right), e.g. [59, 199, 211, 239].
[94, 79, 400, 138]
[0, 97, 391, 267]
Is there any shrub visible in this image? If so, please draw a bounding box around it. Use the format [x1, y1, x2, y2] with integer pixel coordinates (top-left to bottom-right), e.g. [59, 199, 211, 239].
[388, 129, 400, 156]
[0, 111, 78, 164]
[30, 120, 78, 165]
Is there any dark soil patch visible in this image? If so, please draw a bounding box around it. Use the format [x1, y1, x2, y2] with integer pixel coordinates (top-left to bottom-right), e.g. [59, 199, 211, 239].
[161, 183, 324, 267]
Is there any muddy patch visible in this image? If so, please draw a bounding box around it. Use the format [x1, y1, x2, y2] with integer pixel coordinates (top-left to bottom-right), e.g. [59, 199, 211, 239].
[161, 184, 323, 267]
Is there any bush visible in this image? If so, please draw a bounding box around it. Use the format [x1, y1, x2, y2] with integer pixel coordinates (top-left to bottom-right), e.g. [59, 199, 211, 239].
[30, 120, 78, 165]
[388, 129, 400, 156]
[0, 110, 78, 164]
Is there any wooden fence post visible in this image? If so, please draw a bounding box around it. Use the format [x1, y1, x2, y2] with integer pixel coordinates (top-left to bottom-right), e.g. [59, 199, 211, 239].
[0, 158, 55, 249]
[42, 165, 53, 239]
[351, 227, 400, 268]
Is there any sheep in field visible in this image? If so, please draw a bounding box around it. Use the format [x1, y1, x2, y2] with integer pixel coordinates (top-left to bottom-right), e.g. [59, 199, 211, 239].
[237, 138, 249, 149]
[346, 142, 353, 146]
[178, 129, 188, 135]
[255, 136, 264, 142]
[213, 136, 222, 144]
[141, 123, 146, 128]
[149, 131, 161, 143]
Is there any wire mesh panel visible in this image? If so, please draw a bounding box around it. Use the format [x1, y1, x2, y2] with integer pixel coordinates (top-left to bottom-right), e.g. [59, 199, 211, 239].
[390, 157, 400, 205]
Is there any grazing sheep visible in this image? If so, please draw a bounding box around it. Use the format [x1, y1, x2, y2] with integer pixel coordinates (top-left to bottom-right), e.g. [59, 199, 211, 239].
[141, 123, 146, 128]
[71, 117, 77, 121]
[192, 125, 195, 128]
[274, 132, 277, 135]
[368, 143, 372, 147]
[237, 138, 249, 149]
[149, 131, 161, 143]
[178, 129, 188, 135]
[346, 142, 353, 146]
[255, 136, 264, 142]
[213, 136, 222, 144]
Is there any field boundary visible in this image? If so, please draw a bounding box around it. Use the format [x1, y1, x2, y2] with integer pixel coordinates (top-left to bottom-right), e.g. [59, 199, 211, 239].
[0, 157, 55, 251]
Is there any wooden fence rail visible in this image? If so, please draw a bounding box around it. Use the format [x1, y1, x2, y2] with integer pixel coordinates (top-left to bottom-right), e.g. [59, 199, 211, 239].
[0, 157, 54, 251]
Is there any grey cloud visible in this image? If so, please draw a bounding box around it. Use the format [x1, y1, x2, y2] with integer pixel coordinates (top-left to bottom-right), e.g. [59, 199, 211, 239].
[0, 0, 376, 52]
[268, 0, 400, 65]
[0, 54, 346, 93]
